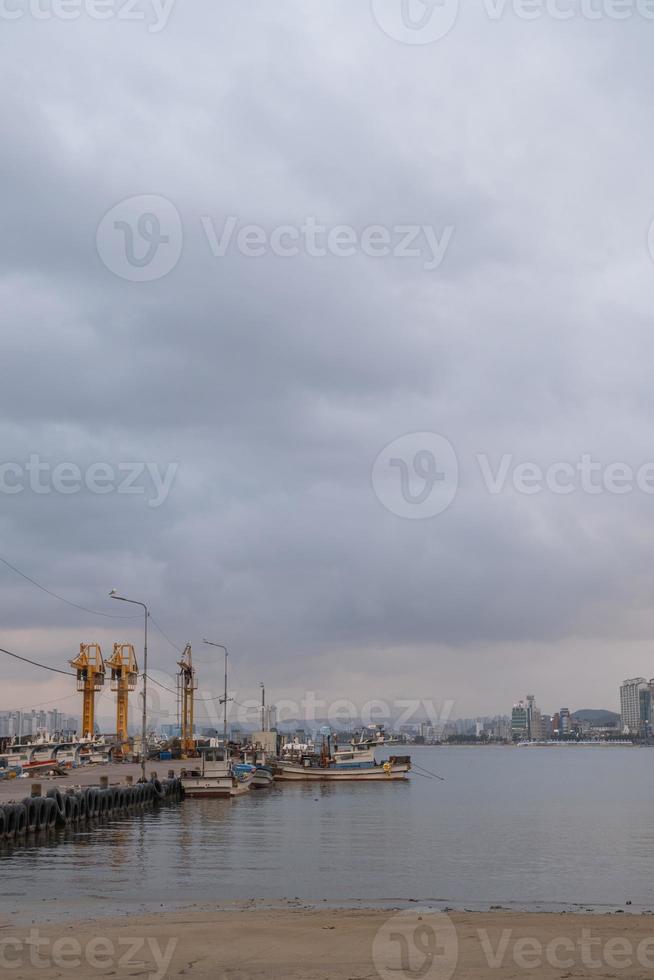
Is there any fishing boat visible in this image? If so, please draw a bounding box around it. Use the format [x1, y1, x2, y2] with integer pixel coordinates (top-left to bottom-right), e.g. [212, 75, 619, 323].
[181, 746, 254, 798]
[4, 744, 58, 775]
[275, 730, 411, 781]
[275, 755, 411, 781]
[251, 763, 275, 788]
[233, 761, 275, 788]
[239, 748, 275, 788]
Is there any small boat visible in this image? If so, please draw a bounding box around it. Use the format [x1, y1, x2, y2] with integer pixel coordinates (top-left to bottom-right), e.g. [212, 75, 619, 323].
[275, 755, 411, 781]
[238, 750, 275, 789]
[4, 747, 58, 774]
[251, 764, 274, 788]
[275, 730, 411, 782]
[181, 747, 254, 798]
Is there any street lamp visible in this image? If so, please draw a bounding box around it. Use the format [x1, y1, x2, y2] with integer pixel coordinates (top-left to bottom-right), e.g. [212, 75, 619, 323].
[110, 590, 149, 781]
[202, 639, 231, 752]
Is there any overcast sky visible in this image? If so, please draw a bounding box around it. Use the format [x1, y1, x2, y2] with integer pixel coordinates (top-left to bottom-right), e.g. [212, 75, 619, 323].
[2, 1, 654, 727]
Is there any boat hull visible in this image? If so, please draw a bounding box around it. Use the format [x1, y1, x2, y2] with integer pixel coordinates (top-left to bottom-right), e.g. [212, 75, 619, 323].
[181, 776, 252, 798]
[275, 761, 410, 781]
[251, 768, 274, 788]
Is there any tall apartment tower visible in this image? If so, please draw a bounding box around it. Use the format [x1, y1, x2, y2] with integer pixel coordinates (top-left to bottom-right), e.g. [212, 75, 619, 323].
[619, 678, 649, 734]
[526, 694, 543, 740]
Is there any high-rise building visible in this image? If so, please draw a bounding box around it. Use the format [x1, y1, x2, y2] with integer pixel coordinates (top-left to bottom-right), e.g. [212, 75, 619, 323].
[559, 707, 571, 735]
[619, 678, 649, 734]
[511, 701, 528, 740]
[526, 695, 543, 740]
[512, 695, 543, 741]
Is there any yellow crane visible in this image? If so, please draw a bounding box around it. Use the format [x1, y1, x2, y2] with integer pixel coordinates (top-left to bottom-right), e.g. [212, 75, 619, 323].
[177, 643, 197, 758]
[70, 643, 105, 738]
[106, 643, 139, 756]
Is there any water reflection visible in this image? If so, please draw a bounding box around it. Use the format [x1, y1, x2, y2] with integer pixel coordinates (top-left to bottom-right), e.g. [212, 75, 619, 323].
[2, 748, 653, 917]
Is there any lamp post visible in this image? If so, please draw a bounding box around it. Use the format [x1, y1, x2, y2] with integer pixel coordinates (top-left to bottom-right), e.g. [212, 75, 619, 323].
[110, 591, 148, 781]
[202, 639, 231, 751]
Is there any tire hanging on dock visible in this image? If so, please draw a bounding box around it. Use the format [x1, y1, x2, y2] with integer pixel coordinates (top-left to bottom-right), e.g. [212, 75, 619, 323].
[21, 797, 38, 833]
[46, 788, 66, 826]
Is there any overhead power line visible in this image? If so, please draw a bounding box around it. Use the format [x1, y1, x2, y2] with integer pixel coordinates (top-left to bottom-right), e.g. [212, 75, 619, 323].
[145, 673, 244, 704]
[0, 646, 75, 677]
[0, 555, 140, 619]
[149, 615, 183, 653]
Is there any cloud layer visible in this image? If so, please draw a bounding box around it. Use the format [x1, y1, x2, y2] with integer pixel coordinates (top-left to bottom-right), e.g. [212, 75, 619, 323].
[2, 1, 654, 721]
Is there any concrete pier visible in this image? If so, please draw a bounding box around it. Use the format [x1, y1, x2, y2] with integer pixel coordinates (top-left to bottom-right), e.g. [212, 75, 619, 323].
[0, 760, 188, 803]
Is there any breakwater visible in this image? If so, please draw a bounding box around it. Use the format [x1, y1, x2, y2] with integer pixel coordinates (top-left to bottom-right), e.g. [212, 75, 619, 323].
[0, 775, 184, 844]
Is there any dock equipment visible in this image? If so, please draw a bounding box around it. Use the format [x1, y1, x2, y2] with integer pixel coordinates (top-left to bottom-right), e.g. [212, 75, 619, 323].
[69, 643, 105, 738]
[106, 643, 139, 755]
[177, 644, 197, 758]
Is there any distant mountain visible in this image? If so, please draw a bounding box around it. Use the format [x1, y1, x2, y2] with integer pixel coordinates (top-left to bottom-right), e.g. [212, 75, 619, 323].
[572, 709, 620, 725]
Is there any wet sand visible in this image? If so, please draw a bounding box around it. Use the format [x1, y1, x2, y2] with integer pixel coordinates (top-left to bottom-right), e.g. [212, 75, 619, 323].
[2, 906, 654, 979]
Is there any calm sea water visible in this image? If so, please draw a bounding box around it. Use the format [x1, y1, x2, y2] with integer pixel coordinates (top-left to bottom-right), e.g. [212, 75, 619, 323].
[2, 747, 653, 920]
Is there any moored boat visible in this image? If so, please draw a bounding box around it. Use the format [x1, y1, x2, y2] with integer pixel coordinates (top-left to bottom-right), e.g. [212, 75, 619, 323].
[251, 764, 274, 788]
[275, 726, 410, 781]
[275, 755, 411, 781]
[181, 747, 254, 798]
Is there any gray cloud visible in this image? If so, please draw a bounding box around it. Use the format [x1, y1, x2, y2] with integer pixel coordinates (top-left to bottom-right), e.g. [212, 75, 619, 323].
[1, 1, 654, 719]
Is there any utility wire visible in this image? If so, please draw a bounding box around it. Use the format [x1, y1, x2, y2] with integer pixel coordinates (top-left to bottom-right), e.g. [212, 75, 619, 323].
[0, 555, 140, 619]
[149, 615, 183, 653]
[11, 692, 79, 713]
[0, 646, 75, 677]
[144, 674, 178, 696]
[145, 673, 246, 705]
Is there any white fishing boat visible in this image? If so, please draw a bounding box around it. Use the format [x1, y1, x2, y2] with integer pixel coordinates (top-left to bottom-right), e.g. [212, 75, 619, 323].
[275, 755, 411, 781]
[181, 747, 254, 798]
[276, 730, 411, 781]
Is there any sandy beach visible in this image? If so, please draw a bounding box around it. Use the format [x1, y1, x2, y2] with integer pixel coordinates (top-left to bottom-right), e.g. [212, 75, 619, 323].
[2, 906, 654, 979]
